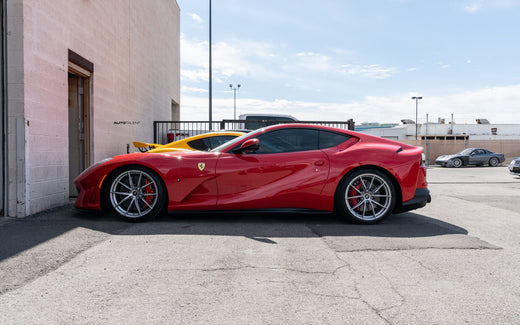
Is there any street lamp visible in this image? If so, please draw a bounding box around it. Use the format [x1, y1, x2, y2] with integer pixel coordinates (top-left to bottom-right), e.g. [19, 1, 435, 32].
[229, 84, 241, 120]
[208, 0, 213, 130]
[411, 96, 423, 140]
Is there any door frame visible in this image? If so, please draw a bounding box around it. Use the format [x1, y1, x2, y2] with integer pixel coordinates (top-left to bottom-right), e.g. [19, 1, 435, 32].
[68, 50, 93, 196]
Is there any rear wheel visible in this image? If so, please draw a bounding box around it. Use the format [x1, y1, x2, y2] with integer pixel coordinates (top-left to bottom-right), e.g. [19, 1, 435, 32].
[106, 167, 166, 221]
[336, 169, 396, 224]
[489, 157, 499, 167]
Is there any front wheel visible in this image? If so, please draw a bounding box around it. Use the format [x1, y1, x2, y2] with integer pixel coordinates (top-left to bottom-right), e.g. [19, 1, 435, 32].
[489, 157, 499, 167]
[451, 158, 463, 168]
[106, 167, 166, 221]
[336, 169, 396, 224]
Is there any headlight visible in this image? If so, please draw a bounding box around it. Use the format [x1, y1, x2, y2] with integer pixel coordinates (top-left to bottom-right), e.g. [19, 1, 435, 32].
[83, 157, 113, 173]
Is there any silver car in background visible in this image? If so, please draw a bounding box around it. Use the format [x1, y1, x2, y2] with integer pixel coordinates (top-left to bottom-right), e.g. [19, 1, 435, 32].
[509, 157, 520, 176]
[435, 148, 505, 168]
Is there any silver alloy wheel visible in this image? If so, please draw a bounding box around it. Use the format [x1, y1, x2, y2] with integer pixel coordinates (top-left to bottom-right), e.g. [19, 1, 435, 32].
[344, 173, 392, 221]
[489, 157, 499, 166]
[452, 158, 462, 168]
[109, 169, 159, 219]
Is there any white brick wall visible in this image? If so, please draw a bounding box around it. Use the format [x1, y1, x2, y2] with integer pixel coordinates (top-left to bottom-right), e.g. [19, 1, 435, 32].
[6, 0, 180, 216]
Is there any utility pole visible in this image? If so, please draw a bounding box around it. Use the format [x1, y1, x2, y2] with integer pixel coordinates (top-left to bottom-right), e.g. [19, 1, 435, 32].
[208, 0, 213, 130]
[411, 96, 423, 140]
[229, 84, 241, 120]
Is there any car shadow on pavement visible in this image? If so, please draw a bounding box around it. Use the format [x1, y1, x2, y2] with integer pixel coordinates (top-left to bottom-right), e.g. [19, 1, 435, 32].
[1, 205, 499, 296]
[0, 204, 481, 264]
[153, 209, 469, 238]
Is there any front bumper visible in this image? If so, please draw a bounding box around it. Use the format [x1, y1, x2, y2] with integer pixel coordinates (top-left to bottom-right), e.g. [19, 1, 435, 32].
[435, 159, 449, 167]
[509, 163, 520, 175]
[395, 188, 431, 213]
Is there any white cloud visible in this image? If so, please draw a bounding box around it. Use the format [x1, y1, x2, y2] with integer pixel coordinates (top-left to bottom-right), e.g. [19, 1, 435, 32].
[189, 13, 204, 23]
[180, 35, 209, 72]
[181, 35, 400, 87]
[341, 64, 397, 79]
[181, 86, 207, 93]
[464, 0, 484, 12]
[181, 69, 208, 82]
[180, 35, 282, 83]
[180, 84, 520, 124]
[463, 0, 519, 13]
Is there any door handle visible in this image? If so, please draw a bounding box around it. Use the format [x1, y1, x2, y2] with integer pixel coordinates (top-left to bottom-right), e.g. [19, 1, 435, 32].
[314, 160, 325, 166]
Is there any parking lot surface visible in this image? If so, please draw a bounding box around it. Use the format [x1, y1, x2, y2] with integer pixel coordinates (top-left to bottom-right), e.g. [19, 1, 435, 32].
[1, 166, 519, 324]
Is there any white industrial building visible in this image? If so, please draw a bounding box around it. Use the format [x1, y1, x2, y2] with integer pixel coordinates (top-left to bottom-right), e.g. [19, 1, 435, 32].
[1, 0, 180, 217]
[361, 121, 520, 140]
[360, 120, 520, 164]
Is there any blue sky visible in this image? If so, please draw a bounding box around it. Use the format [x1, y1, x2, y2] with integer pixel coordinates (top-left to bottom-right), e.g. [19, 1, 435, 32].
[178, 0, 520, 124]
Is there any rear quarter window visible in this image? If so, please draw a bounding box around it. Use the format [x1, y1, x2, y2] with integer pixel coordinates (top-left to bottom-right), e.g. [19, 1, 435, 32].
[318, 130, 352, 149]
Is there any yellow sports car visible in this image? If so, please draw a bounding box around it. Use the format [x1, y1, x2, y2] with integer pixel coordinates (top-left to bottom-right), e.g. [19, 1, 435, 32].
[133, 131, 246, 153]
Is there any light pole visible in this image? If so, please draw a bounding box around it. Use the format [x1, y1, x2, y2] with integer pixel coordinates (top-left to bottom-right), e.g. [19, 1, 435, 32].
[208, 0, 213, 130]
[411, 96, 422, 140]
[229, 84, 241, 120]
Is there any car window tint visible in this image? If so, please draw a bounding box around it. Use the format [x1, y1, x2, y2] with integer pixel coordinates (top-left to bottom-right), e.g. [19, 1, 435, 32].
[188, 135, 237, 151]
[255, 128, 319, 154]
[318, 130, 351, 149]
[209, 136, 236, 149]
[187, 138, 211, 151]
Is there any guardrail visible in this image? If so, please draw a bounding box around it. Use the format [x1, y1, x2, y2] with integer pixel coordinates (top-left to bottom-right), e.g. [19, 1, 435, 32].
[153, 119, 355, 144]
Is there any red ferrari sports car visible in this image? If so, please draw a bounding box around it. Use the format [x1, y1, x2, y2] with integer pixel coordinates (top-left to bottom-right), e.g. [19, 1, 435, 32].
[74, 124, 430, 224]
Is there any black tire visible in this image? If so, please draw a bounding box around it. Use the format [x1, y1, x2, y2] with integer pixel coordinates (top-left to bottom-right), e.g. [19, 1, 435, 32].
[335, 169, 396, 224]
[105, 166, 166, 221]
[489, 157, 499, 167]
[451, 158, 463, 168]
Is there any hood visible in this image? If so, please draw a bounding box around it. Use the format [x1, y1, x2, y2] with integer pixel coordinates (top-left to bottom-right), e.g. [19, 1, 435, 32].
[436, 154, 456, 160]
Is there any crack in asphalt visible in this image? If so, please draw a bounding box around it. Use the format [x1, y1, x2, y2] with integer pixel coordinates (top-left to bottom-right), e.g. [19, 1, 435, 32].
[306, 224, 398, 324]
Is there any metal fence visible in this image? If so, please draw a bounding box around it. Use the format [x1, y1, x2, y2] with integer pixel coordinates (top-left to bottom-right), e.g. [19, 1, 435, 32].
[153, 119, 355, 144]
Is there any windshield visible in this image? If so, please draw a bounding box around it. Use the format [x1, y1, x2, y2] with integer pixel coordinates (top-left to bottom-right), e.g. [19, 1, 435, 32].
[457, 148, 474, 155]
[211, 128, 264, 152]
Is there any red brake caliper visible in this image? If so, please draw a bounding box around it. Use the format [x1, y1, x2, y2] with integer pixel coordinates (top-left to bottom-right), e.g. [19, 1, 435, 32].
[144, 179, 154, 205]
[348, 181, 362, 210]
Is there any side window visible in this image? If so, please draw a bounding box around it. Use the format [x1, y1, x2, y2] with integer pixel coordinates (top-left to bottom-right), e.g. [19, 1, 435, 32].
[255, 128, 319, 154]
[209, 136, 236, 149]
[188, 138, 211, 151]
[188, 135, 237, 151]
[318, 130, 352, 149]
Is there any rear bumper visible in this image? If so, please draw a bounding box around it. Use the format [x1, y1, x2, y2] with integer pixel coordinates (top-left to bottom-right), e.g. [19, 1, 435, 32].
[395, 188, 431, 213]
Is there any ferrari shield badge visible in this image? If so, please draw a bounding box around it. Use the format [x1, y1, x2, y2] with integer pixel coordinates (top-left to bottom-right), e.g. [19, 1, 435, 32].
[198, 162, 206, 171]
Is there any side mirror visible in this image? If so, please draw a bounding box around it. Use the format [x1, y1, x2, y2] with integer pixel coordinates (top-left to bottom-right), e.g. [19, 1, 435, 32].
[233, 138, 260, 154]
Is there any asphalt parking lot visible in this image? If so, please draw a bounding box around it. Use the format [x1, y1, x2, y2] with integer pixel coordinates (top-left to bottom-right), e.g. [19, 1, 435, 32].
[1, 166, 519, 324]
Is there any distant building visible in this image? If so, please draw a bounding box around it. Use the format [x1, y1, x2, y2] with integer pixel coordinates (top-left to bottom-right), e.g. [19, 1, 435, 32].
[1, 0, 180, 217]
[361, 121, 520, 140]
[354, 122, 398, 132]
[359, 119, 520, 164]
